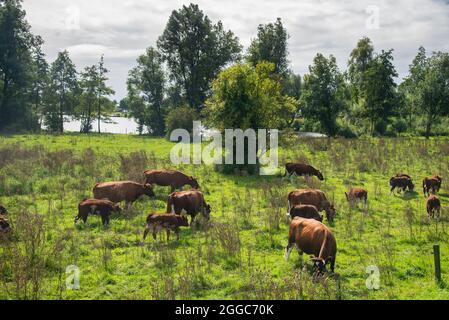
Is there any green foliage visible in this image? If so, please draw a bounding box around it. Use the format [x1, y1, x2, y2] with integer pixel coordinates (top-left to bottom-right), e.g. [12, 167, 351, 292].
[300, 53, 348, 137]
[157, 3, 242, 111]
[127, 47, 166, 136]
[402, 49, 449, 137]
[205, 62, 296, 131]
[43, 51, 78, 133]
[0, 0, 41, 131]
[247, 18, 289, 76]
[359, 50, 399, 132]
[165, 105, 199, 138]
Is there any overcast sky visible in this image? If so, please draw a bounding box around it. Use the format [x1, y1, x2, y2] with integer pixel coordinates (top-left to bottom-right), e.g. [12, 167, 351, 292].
[22, 0, 449, 101]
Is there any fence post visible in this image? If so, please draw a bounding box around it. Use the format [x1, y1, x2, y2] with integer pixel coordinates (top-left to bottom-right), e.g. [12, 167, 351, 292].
[433, 244, 441, 283]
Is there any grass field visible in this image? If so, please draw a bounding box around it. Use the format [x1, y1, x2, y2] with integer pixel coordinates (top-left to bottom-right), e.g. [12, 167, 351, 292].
[1, 133, 449, 300]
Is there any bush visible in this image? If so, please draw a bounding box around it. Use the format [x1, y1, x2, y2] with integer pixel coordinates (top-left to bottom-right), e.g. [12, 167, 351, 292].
[338, 124, 358, 138]
[392, 118, 408, 134]
[165, 105, 199, 140]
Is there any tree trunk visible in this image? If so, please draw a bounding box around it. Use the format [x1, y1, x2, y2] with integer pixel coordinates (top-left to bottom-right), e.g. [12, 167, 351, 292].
[425, 118, 432, 139]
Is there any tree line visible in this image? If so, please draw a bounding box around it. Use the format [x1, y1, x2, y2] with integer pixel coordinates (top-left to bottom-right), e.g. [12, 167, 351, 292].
[1, 1, 449, 137]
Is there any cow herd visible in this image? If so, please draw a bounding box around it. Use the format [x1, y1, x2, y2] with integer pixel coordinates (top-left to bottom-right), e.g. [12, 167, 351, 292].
[0, 162, 444, 276]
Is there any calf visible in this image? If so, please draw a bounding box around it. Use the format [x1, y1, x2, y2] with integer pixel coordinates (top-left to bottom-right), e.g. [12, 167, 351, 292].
[93, 181, 155, 209]
[390, 176, 414, 194]
[143, 213, 189, 241]
[284, 163, 324, 181]
[423, 175, 442, 196]
[285, 217, 337, 273]
[288, 204, 323, 222]
[426, 195, 441, 219]
[167, 190, 211, 225]
[0, 204, 7, 216]
[345, 188, 368, 205]
[288, 189, 336, 222]
[75, 198, 121, 226]
[144, 169, 199, 192]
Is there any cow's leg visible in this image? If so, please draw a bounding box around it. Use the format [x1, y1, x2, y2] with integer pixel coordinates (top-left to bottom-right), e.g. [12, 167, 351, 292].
[284, 242, 294, 260]
[143, 225, 150, 240]
[166, 229, 170, 242]
[175, 227, 180, 241]
[390, 186, 395, 195]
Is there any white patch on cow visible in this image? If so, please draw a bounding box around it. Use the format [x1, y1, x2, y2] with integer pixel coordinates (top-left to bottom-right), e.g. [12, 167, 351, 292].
[181, 209, 187, 216]
[171, 204, 175, 214]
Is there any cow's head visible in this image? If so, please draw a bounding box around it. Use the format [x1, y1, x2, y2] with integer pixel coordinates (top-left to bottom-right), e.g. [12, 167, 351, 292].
[408, 181, 415, 192]
[311, 257, 332, 274]
[189, 177, 200, 189]
[179, 215, 189, 227]
[0, 205, 7, 216]
[325, 203, 336, 223]
[144, 183, 155, 197]
[113, 203, 122, 214]
[203, 203, 211, 220]
[317, 171, 324, 181]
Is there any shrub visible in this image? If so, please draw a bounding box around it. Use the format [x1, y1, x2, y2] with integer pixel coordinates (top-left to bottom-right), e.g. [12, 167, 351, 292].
[165, 105, 199, 139]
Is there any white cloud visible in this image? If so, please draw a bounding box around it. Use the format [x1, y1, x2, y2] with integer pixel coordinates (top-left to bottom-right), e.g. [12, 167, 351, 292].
[22, 0, 449, 100]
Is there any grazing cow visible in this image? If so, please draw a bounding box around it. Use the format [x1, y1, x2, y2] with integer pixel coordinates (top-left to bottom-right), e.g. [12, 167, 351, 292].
[287, 189, 336, 222]
[345, 188, 368, 205]
[93, 181, 155, 209]
[285, 217, 337, 273]
[75, 198, 121, 226]
[0, 204, 7, 216]
[166, 190, 211, 225]
[144, 169, 199, 192]
[143, 213, 189, 241]
[389, 176, 414, 194]
[288, 204, 323, 222]
[426, 195, 441, 219]
[423, 175, 442, 196]
[284, 163, 324, 181]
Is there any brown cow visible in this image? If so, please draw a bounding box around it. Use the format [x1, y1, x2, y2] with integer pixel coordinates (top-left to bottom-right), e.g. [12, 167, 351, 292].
[288, 204, 323, 222]
[93, 181, 155, 209]
[426, 195, 441, 219]
[0, 204, 7, 216]
[144, 169, 199, 192]
[389, 176, 414, 194]
[345, 188, 368, 205]
[423, 175, 442, 196]
[75, 198, 121, 226]
[284, 163, 324, 180]
[287, 189, 336, 222]
[166, 190, 211, 225]
[143, 213, 189, 241]
[285, 217, 337, 273]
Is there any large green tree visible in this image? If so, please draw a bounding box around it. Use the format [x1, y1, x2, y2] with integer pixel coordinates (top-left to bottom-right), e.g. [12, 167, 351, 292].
[157, 3, 241, 111]
[43, 50, 78, 133]
[402, 49, 449, 137]
[127, 47, 166, 136]
[347, 37, 374, 105]
[300, 53, 348, 137]
[206, 62, 296, 130]
[359, 50, 398, 134]
[95, 55, 115, 133]
[247, 18, 289, 76]
[0, 0, 40, 131]
[77, 65, 98, 133]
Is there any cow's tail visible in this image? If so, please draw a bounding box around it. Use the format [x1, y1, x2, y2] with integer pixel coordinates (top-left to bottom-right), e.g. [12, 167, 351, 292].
[318, 230, 329, 261]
